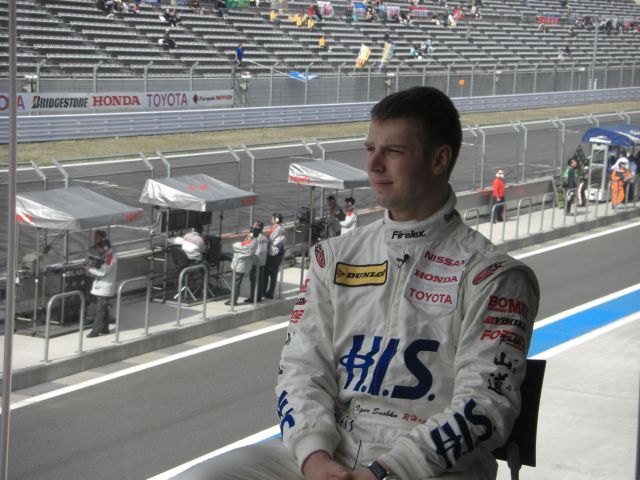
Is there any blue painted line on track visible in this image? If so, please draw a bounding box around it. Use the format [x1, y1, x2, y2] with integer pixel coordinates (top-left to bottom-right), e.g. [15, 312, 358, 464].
[529, 290, 640, 356]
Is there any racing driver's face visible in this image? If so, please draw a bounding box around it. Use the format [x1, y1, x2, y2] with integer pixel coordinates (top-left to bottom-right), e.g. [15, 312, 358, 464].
[365, 117, 451, 222]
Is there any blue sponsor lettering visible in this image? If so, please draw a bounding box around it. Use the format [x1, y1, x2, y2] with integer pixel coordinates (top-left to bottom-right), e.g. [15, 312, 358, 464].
[429, 399, 493, 469]
[339, 335, 439, 400]
[277, 390, 295, 434]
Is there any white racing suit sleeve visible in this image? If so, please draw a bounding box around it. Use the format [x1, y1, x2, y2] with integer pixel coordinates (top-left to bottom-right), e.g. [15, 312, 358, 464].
[276, 241, 342, 471]
[379, 257, 540, 479]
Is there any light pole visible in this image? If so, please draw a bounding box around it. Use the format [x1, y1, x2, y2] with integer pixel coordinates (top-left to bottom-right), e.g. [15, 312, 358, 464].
[589, 18, 600, 89]
[36, 59, 46, 92]
[92, 60, 103, 93]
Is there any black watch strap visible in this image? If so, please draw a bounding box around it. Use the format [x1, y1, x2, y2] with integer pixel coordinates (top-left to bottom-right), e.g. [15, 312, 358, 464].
[368, 461, 390, 480]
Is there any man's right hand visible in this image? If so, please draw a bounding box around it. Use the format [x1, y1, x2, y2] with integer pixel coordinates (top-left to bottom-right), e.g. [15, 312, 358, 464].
[302, 451, 351, 480]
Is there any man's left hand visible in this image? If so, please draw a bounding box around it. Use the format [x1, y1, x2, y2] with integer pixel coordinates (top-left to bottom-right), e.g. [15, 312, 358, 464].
[348, 468, 376, 480]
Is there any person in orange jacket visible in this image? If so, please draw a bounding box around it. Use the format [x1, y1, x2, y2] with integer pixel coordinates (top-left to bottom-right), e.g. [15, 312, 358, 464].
[491, 168, 505, 222]
[611, 157, 632, 207]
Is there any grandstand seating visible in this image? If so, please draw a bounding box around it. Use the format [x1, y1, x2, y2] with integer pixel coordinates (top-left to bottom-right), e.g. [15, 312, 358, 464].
[1, 0, 640, 78]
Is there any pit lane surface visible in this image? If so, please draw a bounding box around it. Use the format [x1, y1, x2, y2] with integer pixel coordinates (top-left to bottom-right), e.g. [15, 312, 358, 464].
[5, 222, 640, 480]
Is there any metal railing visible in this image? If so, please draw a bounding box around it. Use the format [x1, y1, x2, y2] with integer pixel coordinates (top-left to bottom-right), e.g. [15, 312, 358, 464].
[44, 291, 85, 363]
[115, 275, 151, 344]
[515, 198, 534, 238]
[176, 264, 208, 326]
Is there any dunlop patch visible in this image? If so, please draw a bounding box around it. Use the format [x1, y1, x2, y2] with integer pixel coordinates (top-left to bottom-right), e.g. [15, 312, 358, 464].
[334, 261, 388, 287]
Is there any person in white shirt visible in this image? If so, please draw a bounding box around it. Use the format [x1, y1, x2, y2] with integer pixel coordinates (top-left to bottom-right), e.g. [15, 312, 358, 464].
[170, 224, 206, 262]
[246, 221, 269, 303]
[339, 197, 359, 234]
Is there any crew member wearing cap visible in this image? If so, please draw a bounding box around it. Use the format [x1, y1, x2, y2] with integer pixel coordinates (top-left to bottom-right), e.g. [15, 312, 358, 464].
[491, 169, 505, 222]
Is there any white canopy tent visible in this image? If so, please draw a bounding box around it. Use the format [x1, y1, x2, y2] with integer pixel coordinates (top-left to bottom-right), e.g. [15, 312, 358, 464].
[16, 186, 144, 231]
[287, 159, 370, 285]
[287, 159, 370, 190]
[139, 174, 258, 213]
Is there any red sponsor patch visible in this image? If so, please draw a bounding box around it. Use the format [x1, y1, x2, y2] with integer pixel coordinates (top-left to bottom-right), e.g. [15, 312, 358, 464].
[315, 243, 326, 268]
[240, 196, 256, 207]
[16, 213, 33, 223]
[488, 295, 529, 320]
[124, 210, 143, 222]
[290, 309, 304, 323]
[407, 287, 452, 305]
[479, 328, 526, 353]
[472, 261, 505, 285]
[299, 278, 310, 293]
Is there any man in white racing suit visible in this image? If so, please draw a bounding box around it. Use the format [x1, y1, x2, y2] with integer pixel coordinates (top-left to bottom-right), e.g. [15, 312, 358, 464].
[177, 87, 539, 480]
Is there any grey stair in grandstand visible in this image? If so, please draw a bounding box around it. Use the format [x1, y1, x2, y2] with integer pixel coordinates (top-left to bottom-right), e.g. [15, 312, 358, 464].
[2, 0, 640, 77]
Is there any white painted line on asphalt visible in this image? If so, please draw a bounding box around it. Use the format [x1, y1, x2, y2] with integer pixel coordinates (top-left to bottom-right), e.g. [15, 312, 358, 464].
[514, 219, 640, 260]
[146, 425, 281, 480]
[4, 322, 289, 413]
[532, 283, 640, 330]
[531, 313, 640, 360]
[9, 221, 640, 412]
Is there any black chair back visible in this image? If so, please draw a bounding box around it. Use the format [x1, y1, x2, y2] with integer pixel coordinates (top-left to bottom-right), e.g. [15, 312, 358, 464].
[493, 358, 547, 472]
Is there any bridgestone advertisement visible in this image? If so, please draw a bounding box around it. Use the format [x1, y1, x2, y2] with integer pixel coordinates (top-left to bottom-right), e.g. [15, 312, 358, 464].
[0, 90, 235, 113]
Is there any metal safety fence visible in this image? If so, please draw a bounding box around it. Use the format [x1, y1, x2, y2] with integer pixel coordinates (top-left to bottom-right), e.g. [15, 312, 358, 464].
[2, 108, 640, 280]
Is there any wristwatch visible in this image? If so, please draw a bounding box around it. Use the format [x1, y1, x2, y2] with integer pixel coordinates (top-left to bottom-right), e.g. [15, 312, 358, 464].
[367, 461, 400, 480]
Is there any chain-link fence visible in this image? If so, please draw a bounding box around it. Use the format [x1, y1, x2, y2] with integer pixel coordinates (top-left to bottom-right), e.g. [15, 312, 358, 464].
[3, 107, 640, 274]
[10, 62, 636, 109]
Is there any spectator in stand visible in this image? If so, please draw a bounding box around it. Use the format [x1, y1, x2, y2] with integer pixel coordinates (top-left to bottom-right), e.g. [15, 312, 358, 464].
[96, 0, 112, 14]
[383, 31, 390, 42]
[425, 38, 434, 54]
[307, 15, 316, 29]
[314, 3, 324, 21]
[190, 0, 202, 14]
[345, 3, 353, 23]
[491, 169, 506, 222]
[447, 12, 456, 28]
[161, 29, 177, 49]
[564, 45, 572, 58]
[378, 1, 386, 21]
[269, 8, 280, 25]
[431, 12, 441, 25]
[319, 33, 328, 49]
[235, 43, 244, 63]
[294, 12, 304, 27]
[307, 3, 317, 20]
[163, 8, 180, 26]
[215, 0, 228, 17]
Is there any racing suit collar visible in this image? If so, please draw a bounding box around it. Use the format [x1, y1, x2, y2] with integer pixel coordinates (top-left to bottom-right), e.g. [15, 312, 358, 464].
[383, 189, 459, 244]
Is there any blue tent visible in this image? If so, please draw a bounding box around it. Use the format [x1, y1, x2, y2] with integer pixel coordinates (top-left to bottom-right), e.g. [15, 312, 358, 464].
[582, 124, 640, 147]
